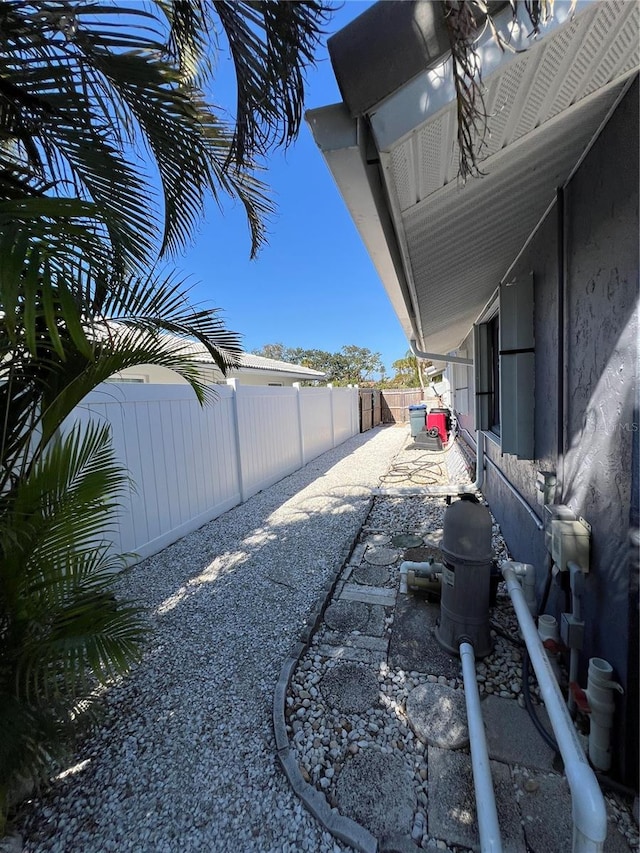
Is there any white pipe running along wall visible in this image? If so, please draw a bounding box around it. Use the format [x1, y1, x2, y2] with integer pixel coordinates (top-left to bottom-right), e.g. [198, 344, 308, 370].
[501, 562, 608, 852]
[459, 642, 503, 853]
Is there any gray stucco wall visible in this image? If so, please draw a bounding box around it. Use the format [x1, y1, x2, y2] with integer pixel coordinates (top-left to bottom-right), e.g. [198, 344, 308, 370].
[453, 78, 639, 783]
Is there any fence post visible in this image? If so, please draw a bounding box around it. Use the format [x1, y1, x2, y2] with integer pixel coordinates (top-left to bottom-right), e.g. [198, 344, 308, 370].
[354, 384, 360, 434]
[327, 383, 336, 447]
[347, 385, 356, 437]
[226, 378, 246, 502]
[293, 382, 306, 468]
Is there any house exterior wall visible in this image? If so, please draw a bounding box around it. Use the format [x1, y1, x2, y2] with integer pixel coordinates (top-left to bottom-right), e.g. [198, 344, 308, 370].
[453, 79, 639, 784]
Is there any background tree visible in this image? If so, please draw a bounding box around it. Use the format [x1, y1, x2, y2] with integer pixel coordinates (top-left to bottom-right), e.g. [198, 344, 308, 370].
[388, 351, 430, 390]
[253, 343, 384, 385]
[254, 342, 290, 361]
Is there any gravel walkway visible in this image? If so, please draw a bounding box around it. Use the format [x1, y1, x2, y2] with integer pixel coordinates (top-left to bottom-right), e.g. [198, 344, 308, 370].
[15, 425, 408, 853]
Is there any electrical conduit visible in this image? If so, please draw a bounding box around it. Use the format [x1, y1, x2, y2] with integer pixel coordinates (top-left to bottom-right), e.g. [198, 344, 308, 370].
[501, 562, 607, 852]
[459, 641, 503, 853]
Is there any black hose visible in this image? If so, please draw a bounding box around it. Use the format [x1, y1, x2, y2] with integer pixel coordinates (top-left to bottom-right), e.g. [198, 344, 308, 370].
[595, 772, 639, 800]
[522, 650, 559, 753]
[491, 619, 559, 754]
[489, 619, 524, 648]
[539, 554, 553, 615]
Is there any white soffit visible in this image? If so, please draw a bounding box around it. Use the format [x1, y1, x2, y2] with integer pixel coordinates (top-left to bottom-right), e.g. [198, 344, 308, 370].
[312, 1, 639, 356]
[373, 0, 639, 353]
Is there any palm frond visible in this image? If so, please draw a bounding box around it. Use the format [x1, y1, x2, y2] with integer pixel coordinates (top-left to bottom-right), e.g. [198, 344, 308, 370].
[0, 421, 145, 801]
[211, 0, 333, 169]
[443, 0, 577, 180]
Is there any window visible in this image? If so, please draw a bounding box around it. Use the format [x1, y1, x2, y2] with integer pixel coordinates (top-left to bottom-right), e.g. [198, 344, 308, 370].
[474, 300, 499, 436]
[488, 314, 501, 433]
[474, 275, 535, 459]
[452, 350, 470, 415]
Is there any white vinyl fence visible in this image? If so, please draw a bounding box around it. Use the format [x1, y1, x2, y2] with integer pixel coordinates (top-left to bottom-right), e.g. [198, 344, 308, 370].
[69, 380, 360, 564]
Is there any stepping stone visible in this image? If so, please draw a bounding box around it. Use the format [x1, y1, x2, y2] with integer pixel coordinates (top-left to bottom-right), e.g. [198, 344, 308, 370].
[335, 748, 416, 839]
[423, 530, 443, 548]
[515, 771, 573, 853]
[365, 604, 386, 636]
[325, 600, 370, 633]
[316, 645, 386, 665]
[319, 662, 380, 713]
[427, 747, 524, 851]
[391, 533, 424, 548]
[365, 533, 391, 545]
[406, 683, 469, 749]
[403, 545, 442, 563]
[341, 584, 396, 607]
[351, 564, 391, 587]
[364, 547, 400, 566]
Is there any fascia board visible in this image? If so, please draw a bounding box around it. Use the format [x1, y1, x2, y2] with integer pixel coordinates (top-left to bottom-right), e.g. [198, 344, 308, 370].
[306, 104, 417, 343]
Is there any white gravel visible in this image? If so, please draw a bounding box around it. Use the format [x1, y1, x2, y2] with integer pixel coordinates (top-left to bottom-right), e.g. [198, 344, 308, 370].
[15, 425, 408, 853]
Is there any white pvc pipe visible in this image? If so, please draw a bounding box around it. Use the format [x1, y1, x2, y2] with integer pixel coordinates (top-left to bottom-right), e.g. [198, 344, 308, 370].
[502, 563, 607, 852]
[459, 642, 503, 853]
[399, 561, 439, 574]
[585, 658, 623, 772]
[508, 562, 537, 617]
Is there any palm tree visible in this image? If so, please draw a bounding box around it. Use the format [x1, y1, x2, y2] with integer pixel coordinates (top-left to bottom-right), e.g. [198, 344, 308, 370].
[0, 254, 249, 826]
[0, 0, 333, 828]
[0, 0, 332, 269]
[390, 352, 427, 391]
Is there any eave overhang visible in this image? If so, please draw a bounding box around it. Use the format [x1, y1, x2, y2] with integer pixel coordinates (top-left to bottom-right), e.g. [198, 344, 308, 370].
[307, 0, 639, 356]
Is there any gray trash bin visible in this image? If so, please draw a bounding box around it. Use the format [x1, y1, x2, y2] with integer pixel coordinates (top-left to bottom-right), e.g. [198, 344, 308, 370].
[408, 404, 427, 437]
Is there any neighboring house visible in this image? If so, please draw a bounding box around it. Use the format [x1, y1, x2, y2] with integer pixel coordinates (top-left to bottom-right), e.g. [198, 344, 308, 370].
[111, 344, 327, 387]
[308, 1, 639, 787]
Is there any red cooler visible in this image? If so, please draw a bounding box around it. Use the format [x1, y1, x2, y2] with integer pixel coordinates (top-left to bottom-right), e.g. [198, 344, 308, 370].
[427, 410, 449, 444]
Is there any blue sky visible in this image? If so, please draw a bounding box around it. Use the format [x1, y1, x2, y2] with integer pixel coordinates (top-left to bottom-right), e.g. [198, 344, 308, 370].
[180, 1, 410, 376]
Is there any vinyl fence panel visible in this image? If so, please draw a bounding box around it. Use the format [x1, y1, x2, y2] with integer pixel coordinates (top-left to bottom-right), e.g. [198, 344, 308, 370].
[232, 383, 302, 501]
[333, 386, 359, 442]
[298, 386, 334, 464]
[70, 383, 241, 563]
[67, 381, 360, 564]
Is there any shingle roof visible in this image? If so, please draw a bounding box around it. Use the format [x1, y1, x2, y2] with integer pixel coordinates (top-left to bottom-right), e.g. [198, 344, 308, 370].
[178, 340, 326, 379]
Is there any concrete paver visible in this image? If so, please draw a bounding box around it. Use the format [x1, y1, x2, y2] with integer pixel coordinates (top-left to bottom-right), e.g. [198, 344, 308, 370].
[483, 694, 556, 771]
[387, 594, 460, 679]
[335, 749, 416, 839]
[427, 748, 524, 852]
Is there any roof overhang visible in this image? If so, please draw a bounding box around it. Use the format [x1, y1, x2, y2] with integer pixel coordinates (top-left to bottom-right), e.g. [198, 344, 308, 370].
[307, 1, 639, 355]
